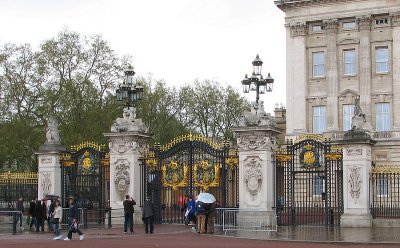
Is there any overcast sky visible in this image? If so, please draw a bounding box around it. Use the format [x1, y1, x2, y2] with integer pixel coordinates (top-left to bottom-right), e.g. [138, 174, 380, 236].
[0, 0, 286, 113]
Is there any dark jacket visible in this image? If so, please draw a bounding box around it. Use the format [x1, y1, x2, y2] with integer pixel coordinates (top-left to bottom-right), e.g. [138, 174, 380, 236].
[29, 200, 36, 217]
[123, 199, 136, 214]
[35, 201, 44, 219]
[16, 200, 24, 213]
[142, 200, 155, 218]
[68, 203, 79, 219]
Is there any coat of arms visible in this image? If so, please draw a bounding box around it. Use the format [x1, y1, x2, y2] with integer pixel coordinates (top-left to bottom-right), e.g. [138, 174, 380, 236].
[194, 160, 220, 191]
[299, 144, 320, 169]
[162, 160, 188, 190]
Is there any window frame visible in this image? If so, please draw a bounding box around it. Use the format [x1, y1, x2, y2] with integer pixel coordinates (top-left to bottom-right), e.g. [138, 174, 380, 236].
[312, 51, 325, 78]
[375, 102, 391, 131]
[312, 105, 327, 134]
[375, 47, 389, 74]
[343, 49, 357, 76]
[342, 104, 355, 131]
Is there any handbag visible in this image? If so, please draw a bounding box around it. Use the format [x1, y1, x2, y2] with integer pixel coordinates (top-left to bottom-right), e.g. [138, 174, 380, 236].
[70, 221, 79, 233]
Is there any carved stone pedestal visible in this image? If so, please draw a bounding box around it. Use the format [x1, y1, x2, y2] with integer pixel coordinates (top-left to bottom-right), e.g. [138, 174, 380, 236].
[232, 125, 280, 211]
[103, 131, 151, 225]
[339, 135, 375, 227]
[36, 142, 66, 199]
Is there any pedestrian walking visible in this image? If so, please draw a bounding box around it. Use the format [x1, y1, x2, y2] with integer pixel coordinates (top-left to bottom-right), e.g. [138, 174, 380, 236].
[142, 197, 155, 234]
[64, 197, 84, 241]
[205, 201, 217, 234]
[16, 197, 24, 232]
[35, 200, 45, 232]
[28, 198, 37, 231]
[123, 194, 136, 234]
[51, 199, 63, 240]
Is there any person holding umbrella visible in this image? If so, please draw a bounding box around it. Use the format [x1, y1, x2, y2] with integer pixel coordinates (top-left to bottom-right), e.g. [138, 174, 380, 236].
[196, 193, 216, 234]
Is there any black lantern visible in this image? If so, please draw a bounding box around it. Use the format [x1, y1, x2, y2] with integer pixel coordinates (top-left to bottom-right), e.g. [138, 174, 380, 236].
[116, 65, 144, 108]
[241, 54, 274, 109]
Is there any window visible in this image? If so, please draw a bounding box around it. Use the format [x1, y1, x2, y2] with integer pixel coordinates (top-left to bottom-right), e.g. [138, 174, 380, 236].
[376, 103, 390, 131]
[313, 175, 324, 196]
[377, 177, 389, 197]
[343, 21, 356, 29]
[313, 106, 326, 133]
[312, 25, 323, 32]
[343, 49, 356, 75]
[375, 18, 388, 25]
[312, 52, 325, 77]
[376, 47, 389, 73]
[343, 104, 355, 131]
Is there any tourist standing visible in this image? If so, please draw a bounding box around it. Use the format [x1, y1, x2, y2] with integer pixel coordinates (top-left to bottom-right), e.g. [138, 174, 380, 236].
[123, 195, 136, 234]
[35, 200, 45, 232]
[28, 198, 37, 231]
[64, 197, 84, 241]
[16, 197, 24, 231]
[195, 200, 206, 234]
[142, 197, 155, 234]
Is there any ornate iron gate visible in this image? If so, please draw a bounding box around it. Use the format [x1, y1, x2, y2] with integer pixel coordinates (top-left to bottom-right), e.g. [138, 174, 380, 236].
[274, 135, 343, 226]
[60, 142, 110, 224]
[142, 133, 239, 224]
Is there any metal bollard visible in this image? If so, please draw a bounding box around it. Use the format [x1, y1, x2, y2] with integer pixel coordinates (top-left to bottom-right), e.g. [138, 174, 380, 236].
[12, 212, 17, 234]
[83, 208, 88, 229]
[108, 208, 112, 228]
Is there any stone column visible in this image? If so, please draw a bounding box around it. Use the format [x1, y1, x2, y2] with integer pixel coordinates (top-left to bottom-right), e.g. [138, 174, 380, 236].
[324, 19, 339, 131]
[36, 116, 65, 199]
[36, 144, 66, 200]
[286, 22, 307, 135]
[357, 16, 373, 130]
[391, 12, 400, 130]
[339, 135, 375, 227]
[233, 108, 280, 228]
[103, 132, 151, 225]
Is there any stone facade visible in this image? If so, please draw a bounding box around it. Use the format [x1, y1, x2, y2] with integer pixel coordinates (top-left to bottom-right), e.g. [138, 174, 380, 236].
[275, 0, 400, 165]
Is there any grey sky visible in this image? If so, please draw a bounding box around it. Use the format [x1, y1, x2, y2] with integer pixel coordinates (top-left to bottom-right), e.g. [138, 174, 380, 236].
[0, 0, 286, 113]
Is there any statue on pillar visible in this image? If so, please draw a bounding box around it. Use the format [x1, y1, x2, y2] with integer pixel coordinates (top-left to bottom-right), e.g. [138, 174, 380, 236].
[111, 107, 148, 133]
[238, 101, 276, 127]
[45, 116, 60, 143]
[351, 96, 366, 131]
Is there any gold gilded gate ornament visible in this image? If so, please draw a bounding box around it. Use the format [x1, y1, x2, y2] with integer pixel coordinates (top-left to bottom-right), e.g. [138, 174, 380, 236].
[161, 160, 188, 190]
[299, 144, 320, 169]
[194, 160, 220, 191]
[78, 150, 96, 172]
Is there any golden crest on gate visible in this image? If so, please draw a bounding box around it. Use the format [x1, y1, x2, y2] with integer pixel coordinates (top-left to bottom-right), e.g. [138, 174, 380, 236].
[162, 160, 188, 190]
[194, 160, 220, 191]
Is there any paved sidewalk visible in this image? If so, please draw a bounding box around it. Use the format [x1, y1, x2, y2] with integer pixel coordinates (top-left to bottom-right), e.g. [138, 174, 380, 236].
[0, 224, 400, 248]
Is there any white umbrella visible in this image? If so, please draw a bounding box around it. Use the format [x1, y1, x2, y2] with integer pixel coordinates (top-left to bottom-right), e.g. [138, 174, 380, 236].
[197, 192, 216, 203]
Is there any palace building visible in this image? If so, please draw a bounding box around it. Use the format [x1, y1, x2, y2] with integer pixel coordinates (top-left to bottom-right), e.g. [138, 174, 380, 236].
[275, 0, 400, 165]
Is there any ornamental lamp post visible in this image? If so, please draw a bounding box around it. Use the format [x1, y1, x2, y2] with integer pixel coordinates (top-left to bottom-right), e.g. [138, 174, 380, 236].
[241, 54, 274, 113]
[116, 65, 144, 109]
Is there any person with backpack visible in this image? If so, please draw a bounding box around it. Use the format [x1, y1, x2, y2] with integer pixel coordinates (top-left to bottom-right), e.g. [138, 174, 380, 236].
[195, 200, 206, 234]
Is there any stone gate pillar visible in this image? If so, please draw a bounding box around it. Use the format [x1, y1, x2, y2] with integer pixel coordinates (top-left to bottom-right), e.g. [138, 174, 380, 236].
[339, 132, 375, 227]
[232, 102, 280, 225]
[104, 107, 151, 225]
[36, 116, 65, 200]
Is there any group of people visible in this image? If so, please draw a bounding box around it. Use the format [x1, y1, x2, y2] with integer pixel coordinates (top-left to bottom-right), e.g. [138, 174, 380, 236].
[123, 194, 156, 234]
[182, 194, 217, 234]
[21, 196, 84, 241]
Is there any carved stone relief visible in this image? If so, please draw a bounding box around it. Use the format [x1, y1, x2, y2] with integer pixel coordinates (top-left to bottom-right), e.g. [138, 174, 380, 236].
[290, 22, 307, 36]
[357, 15, 371, 31]
[243, 157, 263, 201]
[41, 172, 52, 198]
[323, 19, 338, 33]
[109, 137, 135, 154]
[348, 166, 362, 204]
[114, 159, 131, 201]
[390, 12, 400, 27]
[237, 134, 277, 151]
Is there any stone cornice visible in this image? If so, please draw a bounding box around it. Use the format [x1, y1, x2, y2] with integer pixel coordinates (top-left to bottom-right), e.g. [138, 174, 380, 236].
[275, 0, 357, 11]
